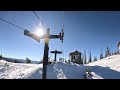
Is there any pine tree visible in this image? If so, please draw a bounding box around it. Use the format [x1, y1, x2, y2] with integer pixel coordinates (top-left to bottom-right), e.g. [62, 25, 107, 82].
[89, 50, 92, 63]
[105, 46, 111, 58]
[111, 51, 113, 55]
[100, 49, 103, 60]
[96, 57, 97, 61]
[65, 59, 67, 63]
[94, 56, 97, 62]
[114, 51, 117, 55]
[84, 49, 87, 64]
[68, 60, 70, 63]
[117, 50, 119, 54]
[0, 53, 2, 59]
[26, 57, 31, 63]
[81, 58, 83, 64]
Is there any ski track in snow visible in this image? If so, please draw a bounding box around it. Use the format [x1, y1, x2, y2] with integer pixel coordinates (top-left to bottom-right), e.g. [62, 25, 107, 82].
[53, 63, 67, 79]
[51, 62, 86, 79]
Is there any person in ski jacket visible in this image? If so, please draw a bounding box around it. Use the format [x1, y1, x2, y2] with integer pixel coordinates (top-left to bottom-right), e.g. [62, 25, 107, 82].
[86, 67, 91, 75]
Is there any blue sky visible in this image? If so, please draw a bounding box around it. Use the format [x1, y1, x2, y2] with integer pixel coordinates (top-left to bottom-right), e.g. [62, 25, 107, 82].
[0, 11, 120, 62]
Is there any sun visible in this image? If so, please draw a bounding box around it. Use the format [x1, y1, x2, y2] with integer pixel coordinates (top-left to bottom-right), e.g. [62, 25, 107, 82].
[35, 28, 44, 37]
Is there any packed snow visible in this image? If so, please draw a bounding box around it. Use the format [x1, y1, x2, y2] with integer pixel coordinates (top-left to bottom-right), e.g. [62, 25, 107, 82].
[0, 60, 86, 79]
[47, 62, 86, 79]
[0, 54, 120, 79]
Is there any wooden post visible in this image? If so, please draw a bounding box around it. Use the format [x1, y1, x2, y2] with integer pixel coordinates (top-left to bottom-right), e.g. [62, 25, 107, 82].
[42, 28, 50, 79]
[24, 28, 64, 79]
[51, 50, 62, 62]
[54, 51, 57, 61]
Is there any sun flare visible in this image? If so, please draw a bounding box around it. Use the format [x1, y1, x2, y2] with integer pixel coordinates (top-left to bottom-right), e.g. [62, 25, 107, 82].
[35, 28, 44, 37]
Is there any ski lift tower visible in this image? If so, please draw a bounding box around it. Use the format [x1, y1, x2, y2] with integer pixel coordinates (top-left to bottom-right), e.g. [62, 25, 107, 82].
[50, 50, 62, 62]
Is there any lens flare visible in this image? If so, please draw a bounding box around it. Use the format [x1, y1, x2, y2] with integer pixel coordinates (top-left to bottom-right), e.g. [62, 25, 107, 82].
[35, 28, 44, 37]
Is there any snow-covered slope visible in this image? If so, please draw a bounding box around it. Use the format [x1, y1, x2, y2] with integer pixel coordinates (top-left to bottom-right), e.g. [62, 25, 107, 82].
[87, 55, 120, 79]
[1, 54, 120, 79]
[0, 60, 86, 79]
[0, 60, 42, 79]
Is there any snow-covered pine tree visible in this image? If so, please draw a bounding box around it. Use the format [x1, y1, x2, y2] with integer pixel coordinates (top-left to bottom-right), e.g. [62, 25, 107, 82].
[105, 46, 111, 58]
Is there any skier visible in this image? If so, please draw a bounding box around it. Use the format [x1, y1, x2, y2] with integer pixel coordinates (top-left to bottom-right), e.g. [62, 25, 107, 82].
[86, 67, 91, 75]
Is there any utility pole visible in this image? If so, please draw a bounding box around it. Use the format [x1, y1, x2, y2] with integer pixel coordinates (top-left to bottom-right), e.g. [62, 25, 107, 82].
[24, 28, 64, 79]
[51, 50, 62, 62]
[42, 28, 50, 79]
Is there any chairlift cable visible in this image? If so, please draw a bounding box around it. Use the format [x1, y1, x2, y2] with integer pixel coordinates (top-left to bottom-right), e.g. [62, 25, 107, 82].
[0, 17, 25, 31]
[33, 11, 47, 28]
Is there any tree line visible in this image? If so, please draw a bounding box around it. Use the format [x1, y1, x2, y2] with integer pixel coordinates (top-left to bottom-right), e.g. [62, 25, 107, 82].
[0, 54, 31, 64]
[82, 46, 119, 64]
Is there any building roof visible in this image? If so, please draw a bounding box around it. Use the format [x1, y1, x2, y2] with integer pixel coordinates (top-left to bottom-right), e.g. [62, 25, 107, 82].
[69, 50, 81, 55]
